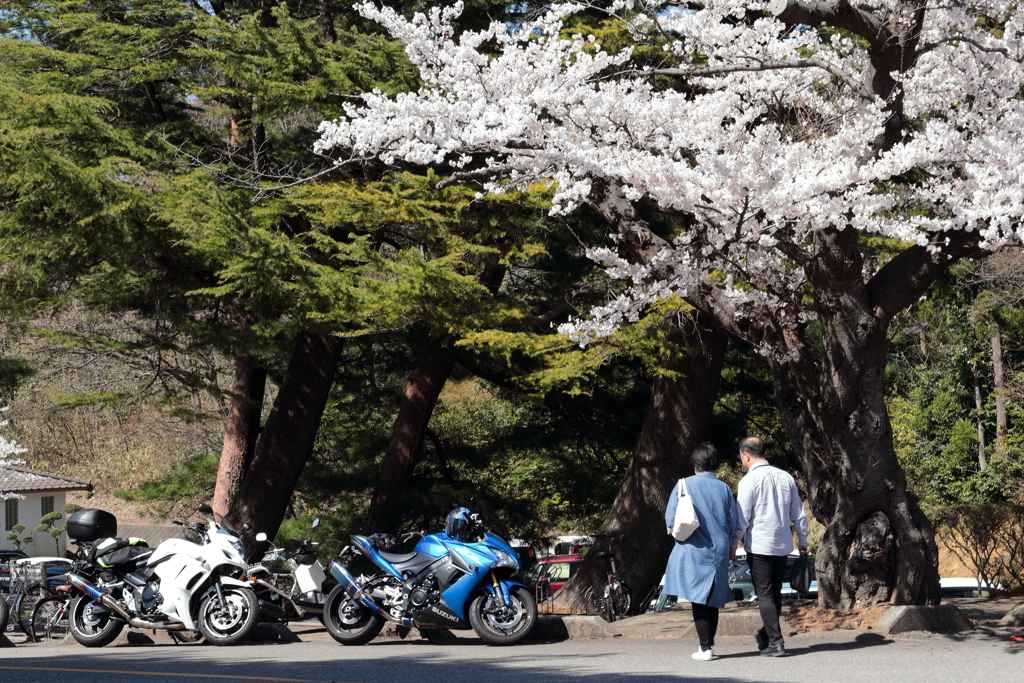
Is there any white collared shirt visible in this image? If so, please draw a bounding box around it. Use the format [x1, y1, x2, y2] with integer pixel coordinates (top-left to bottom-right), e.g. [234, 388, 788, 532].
[732, 460, 809, 556]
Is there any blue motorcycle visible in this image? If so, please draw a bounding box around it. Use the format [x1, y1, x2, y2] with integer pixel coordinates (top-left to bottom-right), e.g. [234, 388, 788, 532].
[322, 505, 536, 645]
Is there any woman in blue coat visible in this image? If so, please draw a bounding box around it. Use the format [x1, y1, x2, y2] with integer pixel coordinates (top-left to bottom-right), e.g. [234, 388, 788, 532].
[664, 442, 737, 661]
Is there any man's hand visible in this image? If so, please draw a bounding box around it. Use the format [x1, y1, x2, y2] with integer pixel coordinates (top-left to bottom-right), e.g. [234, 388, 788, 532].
[730, 547, 738, 563]
[798, 545, 809, 557]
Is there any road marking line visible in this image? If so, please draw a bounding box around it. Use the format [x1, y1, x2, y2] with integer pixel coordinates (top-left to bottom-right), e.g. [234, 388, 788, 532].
[0, 665, 336, 682]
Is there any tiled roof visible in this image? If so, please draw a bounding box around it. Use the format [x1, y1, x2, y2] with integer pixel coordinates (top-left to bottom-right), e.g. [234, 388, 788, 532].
[0, 466, 92, 493]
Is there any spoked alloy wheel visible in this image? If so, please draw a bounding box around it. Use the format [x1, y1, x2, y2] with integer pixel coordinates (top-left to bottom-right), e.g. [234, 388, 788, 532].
[611, 582, 631, 618]
[0, 594, 9, 633]
[17, 586, 50, 635]
[31, 596, 70, 642]
[198, 586, 259, 646]
[469, 585, 536, 645]
[322, 584, 385, 646]
[68, 596, 124, 647]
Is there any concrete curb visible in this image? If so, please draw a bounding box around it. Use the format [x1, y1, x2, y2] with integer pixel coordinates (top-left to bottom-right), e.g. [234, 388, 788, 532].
[874, 605, 974, 635]
[531, 615, 622, 640]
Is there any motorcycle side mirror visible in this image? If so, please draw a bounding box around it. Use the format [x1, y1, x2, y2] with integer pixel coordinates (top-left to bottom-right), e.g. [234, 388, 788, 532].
[312, 518, 320, 529]
[255, 533, 268, 542]
[197, 503, 214, 515]
[241, 523, 251, 533]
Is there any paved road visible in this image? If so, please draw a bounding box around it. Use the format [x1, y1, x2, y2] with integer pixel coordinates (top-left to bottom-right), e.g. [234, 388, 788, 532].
[2, 630, 1021, 683]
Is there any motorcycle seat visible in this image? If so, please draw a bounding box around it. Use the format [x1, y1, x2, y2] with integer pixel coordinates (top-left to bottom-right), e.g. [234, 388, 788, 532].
[378, 549, 419, 564]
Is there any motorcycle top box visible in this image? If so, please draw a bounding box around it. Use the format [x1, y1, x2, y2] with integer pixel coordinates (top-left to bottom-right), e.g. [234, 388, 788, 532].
[67, 508, 117, 542]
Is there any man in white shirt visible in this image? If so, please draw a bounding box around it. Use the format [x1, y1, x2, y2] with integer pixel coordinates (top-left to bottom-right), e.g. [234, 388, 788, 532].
[731, 436, 809, 658]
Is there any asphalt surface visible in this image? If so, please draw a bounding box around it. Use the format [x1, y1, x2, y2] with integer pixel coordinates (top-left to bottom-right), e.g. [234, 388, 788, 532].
[2, 629, 1022, 683]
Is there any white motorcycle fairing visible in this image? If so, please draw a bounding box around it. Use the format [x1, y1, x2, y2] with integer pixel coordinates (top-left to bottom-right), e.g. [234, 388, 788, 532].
[295, 562, 327, 595]
[145, 526, 248, 630]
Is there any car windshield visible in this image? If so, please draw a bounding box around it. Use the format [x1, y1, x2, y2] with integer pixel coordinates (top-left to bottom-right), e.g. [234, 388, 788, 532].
[523, 564, 543, 584]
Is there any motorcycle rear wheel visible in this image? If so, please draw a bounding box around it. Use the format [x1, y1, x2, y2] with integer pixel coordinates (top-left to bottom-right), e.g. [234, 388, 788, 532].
[469, 585, 536, 645]
[198, 586, 259, 646]
[322, 584, 385, 646]
[68, 596, 124, 648]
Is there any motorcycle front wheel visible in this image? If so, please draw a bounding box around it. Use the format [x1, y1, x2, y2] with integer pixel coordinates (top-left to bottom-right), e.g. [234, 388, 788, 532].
[322, 584, 385, 646]
[197, 586, 259, 646]
[468, 585, 536, 645]
[68, 596, 124, 647]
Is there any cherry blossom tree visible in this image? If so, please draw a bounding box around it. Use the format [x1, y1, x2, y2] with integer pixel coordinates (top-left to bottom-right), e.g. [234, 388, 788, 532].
[1, 407, 27, 500]
[315, 0, 1024, 607]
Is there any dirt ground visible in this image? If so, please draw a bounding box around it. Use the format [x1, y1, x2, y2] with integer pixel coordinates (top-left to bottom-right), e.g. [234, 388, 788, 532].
[785, 597, 1023, 635]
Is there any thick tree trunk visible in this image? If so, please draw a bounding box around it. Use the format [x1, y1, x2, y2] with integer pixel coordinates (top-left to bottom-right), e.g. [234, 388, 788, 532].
[212, 354, 267, 517]
[992, 330, 1006, 448]
[229, 332, 343, 545]
[807, 228, 940, 608]
[364, 343, 457, 533]
[549, 319, 727, 614]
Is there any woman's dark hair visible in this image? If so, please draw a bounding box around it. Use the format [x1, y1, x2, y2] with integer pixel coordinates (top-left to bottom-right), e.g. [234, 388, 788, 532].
[690, 441, 718, 473]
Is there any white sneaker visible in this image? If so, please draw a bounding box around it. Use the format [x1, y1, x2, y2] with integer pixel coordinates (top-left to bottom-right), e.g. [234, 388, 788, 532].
[692, 646, 715, 661]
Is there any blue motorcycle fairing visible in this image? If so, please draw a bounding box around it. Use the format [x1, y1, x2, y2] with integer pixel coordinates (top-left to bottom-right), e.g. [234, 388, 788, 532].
[351, 535, 404, 580]
[413, 532, 521, 623]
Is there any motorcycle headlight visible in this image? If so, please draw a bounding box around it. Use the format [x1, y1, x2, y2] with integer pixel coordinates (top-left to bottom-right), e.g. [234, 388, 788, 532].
[233, 542, 246, 563]
[492, 549, 519, 569]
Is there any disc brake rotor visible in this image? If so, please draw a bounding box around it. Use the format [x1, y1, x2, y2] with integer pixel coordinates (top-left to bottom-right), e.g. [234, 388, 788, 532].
[82, 602, 103, 628]
[207, 593, 246, 632]
[485, 595, 523, 633]
[338, 598, 365, 626]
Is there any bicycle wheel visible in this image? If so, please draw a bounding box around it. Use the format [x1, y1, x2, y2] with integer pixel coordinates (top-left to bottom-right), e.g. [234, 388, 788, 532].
[603, 585, 615, 623]
[611, 581, 631, 618]
[0, 594, 9, 633]
[17, 586, 50, 635]
[31, 596, 70, 642]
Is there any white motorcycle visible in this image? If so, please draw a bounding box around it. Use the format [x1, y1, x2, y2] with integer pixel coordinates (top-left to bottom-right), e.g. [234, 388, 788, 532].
[64, 504, 260, 646]
[246, 518, 329, 622]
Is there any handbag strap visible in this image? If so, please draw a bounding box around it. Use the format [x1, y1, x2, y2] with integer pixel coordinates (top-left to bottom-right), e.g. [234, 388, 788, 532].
[679, 478, 689, 499]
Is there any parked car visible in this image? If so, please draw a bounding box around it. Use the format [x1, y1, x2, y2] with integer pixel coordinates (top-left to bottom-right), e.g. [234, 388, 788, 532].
[1, 556, 71, 593]
[523, 554, 584, 601]
[939, 577, 1002, 598]
[0, 550, 30, 592]
[510, 538, 538, 573]
[731, 551, 818, 601]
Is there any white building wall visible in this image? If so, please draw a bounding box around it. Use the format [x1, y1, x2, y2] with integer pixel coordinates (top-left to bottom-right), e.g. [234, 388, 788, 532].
[1, 491, 68, 557]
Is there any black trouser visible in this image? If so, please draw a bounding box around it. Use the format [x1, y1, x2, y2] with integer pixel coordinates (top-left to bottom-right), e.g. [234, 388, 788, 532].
[747, 553, 788, 647]
[691, 602, 719, 649]
[691, 582, 719, 649]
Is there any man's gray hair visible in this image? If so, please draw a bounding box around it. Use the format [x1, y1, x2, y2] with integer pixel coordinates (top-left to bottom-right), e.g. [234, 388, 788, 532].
[740, 436, 765, 459]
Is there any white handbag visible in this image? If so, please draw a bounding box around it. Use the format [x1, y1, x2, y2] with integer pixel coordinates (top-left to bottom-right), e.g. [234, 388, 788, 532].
[671, 478, 700, 542]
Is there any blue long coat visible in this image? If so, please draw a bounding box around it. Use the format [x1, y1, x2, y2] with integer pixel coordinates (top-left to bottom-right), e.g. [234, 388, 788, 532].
[663, 472, 737, 608]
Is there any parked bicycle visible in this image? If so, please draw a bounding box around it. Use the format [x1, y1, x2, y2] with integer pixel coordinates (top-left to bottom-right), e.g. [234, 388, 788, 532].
[4, 561, 53, 635]
[30, 585, 72, 642]
[592, 534, 631, 622]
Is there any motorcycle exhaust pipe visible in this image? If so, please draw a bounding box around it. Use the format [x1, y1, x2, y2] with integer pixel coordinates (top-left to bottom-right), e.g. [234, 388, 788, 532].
[327, 560, 413, 628]
[258, 599, 284, 618]
[66, 572, 185, 631]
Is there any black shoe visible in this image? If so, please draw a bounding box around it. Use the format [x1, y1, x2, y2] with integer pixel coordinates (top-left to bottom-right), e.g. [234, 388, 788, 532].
[760, 644, 788, 657]
[754, 628, 769, 651]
